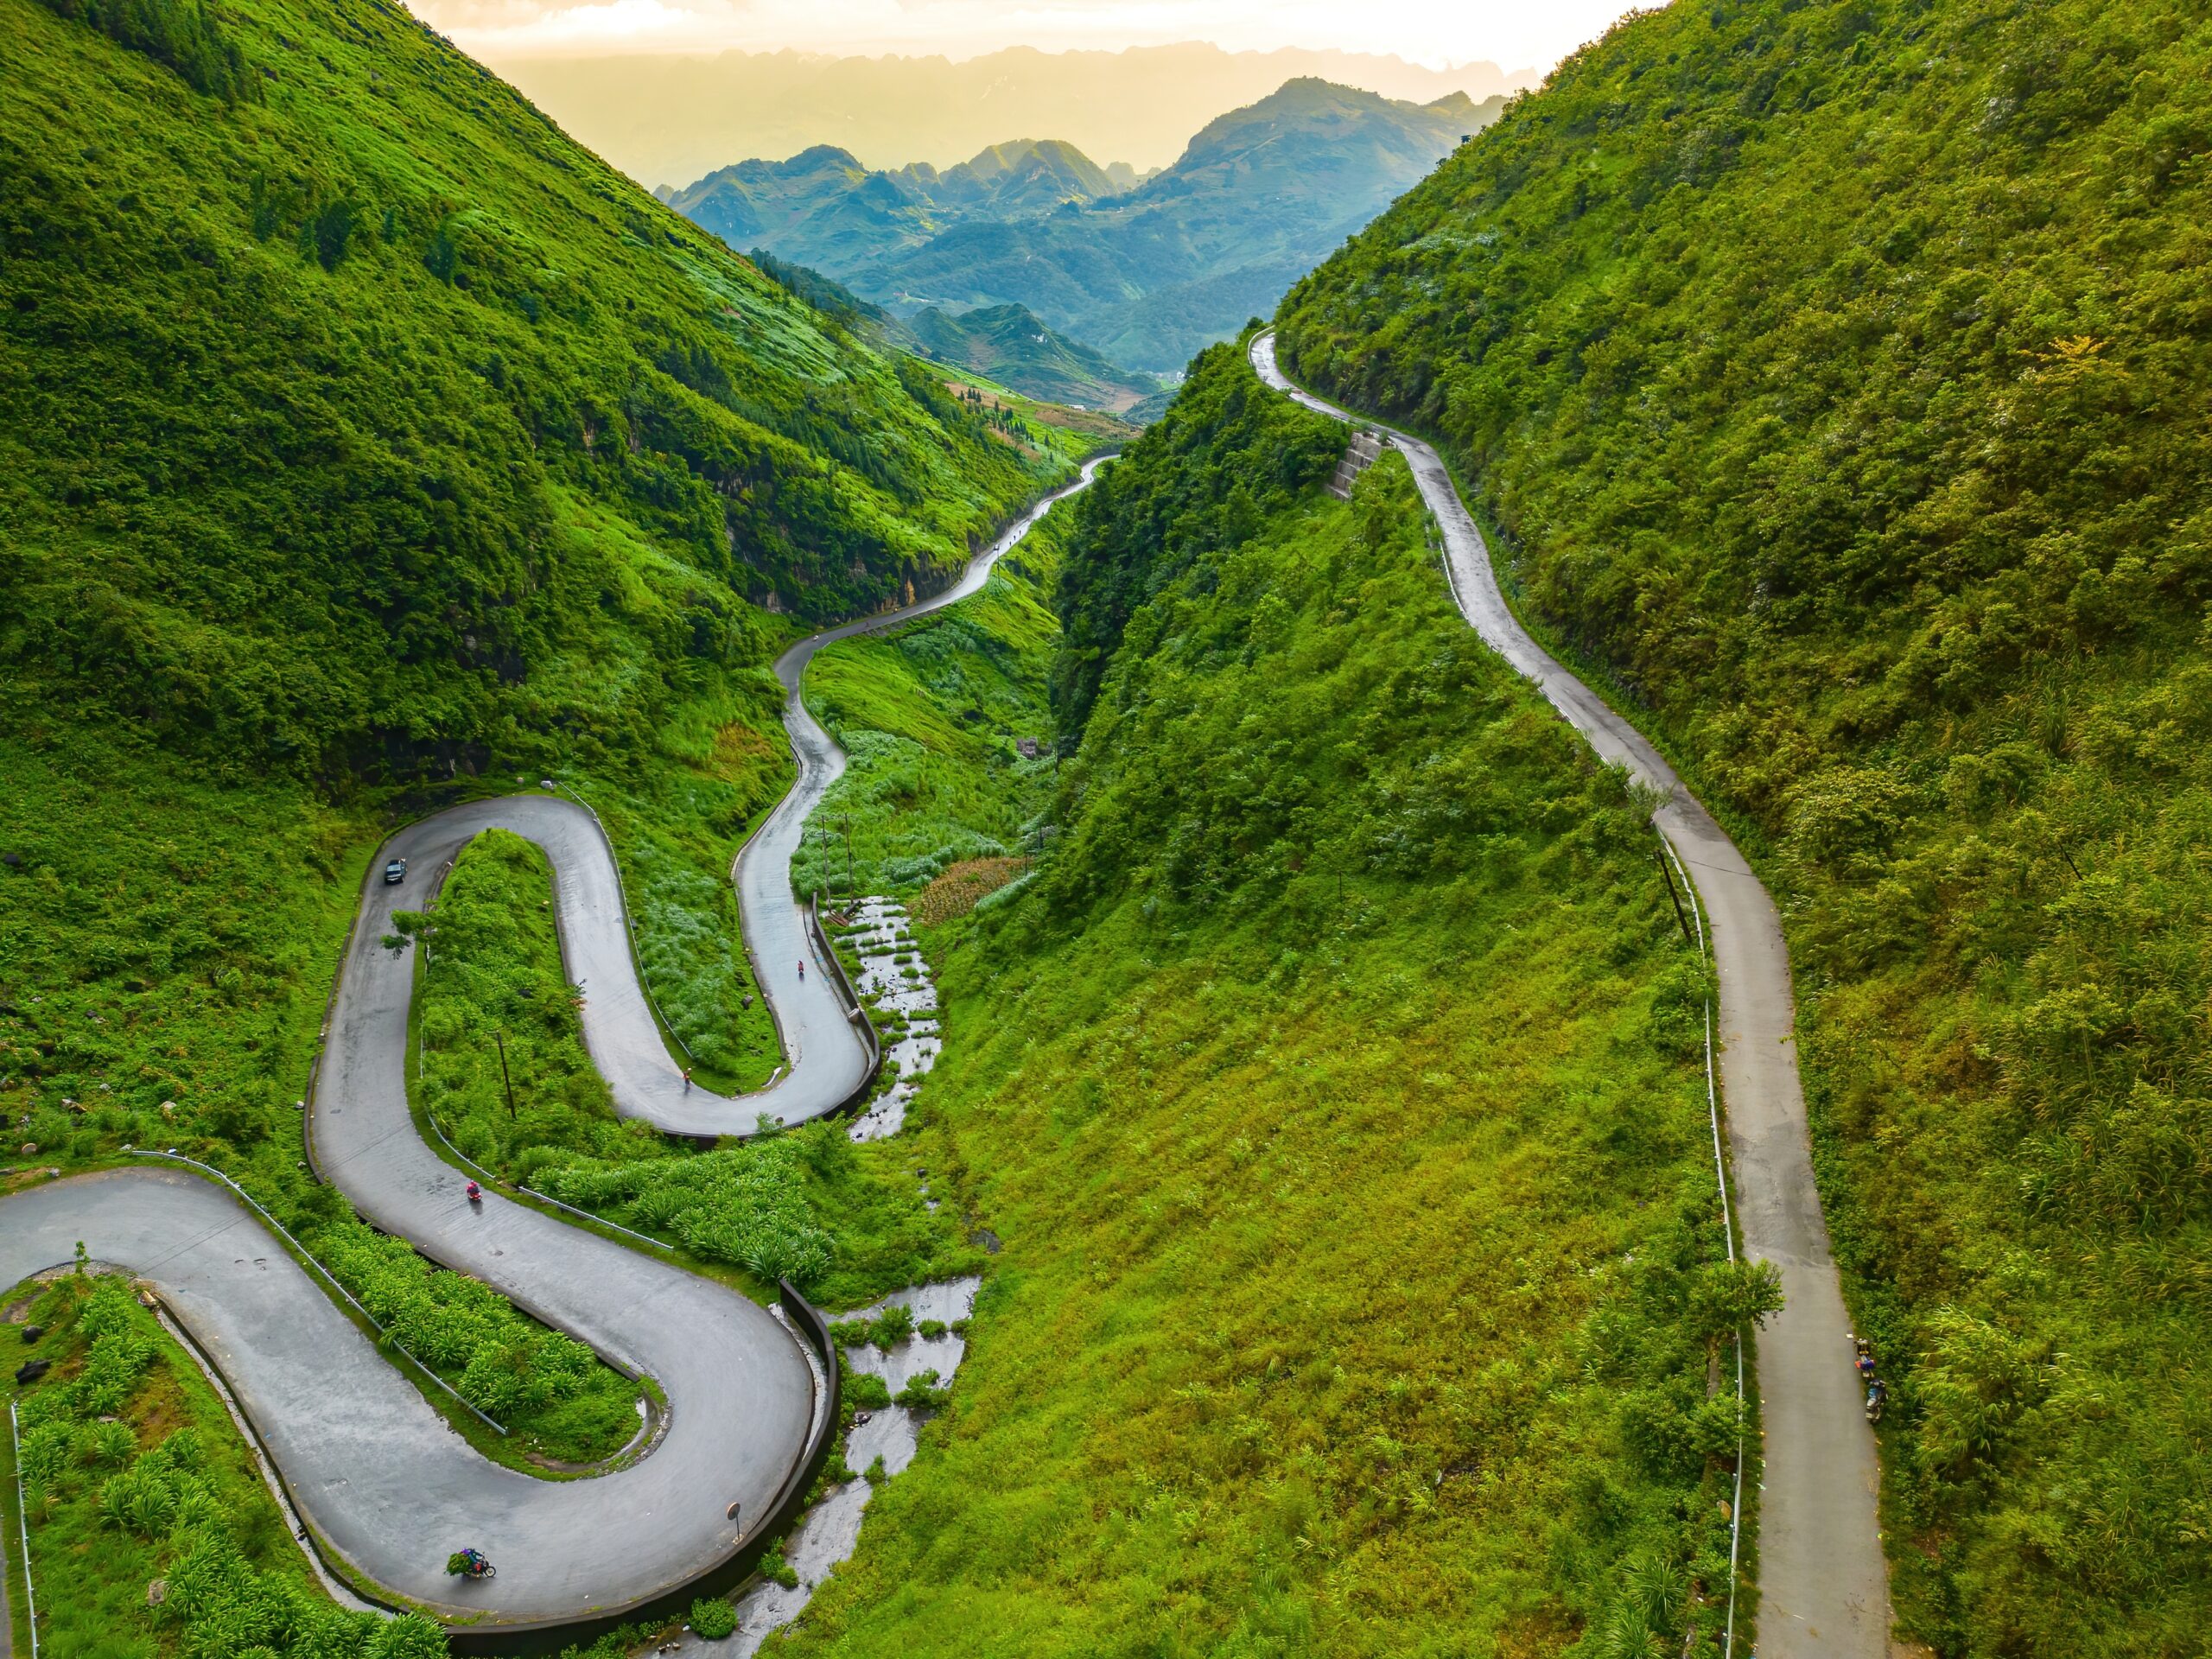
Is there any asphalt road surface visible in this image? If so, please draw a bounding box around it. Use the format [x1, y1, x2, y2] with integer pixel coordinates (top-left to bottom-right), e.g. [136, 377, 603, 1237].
[2, 1167, 811, 1627]
[1252, 332, 1888, 1657]
[0, 459, 1105, 1636]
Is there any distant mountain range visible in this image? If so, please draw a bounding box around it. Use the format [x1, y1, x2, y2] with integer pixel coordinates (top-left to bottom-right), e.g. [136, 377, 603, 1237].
[662, 140, 1149, 274]
[745, 249, 1159, 414]
[494, 41, 1533, 188]
[671, 79, 1503, 375]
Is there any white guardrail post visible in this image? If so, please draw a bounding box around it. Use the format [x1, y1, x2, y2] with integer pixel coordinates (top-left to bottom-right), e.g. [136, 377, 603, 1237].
[10, 1399, 38, 1659]
[1662, 834, 1745, 1659]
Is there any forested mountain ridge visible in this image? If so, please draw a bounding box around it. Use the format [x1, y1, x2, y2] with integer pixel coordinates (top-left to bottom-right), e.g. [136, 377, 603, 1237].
[1279, 0, 2212, 1650]
[0, 0, 1063, 785]
[659, 139, 1141, 275]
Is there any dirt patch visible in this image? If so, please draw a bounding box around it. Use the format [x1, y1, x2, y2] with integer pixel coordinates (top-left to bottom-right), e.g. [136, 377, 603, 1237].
[125, 1365, 189, 1448]
[913, 857, 1026, 925]
[710, 721, 779, 790]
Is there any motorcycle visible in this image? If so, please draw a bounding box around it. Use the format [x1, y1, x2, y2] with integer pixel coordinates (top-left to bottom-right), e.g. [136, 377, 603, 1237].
[448, 1548, 496, 1580]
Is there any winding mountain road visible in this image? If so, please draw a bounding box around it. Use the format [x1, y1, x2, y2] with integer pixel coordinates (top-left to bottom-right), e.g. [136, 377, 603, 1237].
[1251, 332, 1886, 1656]
[0, 459, 1103, 1641]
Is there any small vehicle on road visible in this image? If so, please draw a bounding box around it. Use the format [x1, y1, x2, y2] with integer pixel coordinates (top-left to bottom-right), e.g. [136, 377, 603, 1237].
[447, 1548, 495, 1580]
[384, 859, 408, 885]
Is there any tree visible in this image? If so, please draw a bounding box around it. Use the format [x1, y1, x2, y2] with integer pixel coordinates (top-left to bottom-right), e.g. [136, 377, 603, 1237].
[1689, 1259, 1784, 1339]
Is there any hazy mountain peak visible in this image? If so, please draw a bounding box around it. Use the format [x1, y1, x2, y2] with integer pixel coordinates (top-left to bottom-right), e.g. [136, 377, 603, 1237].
[492, 41, 1533, 186]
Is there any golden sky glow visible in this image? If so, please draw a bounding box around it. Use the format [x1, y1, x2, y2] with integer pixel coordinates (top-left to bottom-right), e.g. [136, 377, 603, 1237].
[414, 0, 1641, 73]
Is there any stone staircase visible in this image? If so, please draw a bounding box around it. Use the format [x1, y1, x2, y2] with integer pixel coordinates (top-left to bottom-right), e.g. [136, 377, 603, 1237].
[1325, 429, 1385, 499]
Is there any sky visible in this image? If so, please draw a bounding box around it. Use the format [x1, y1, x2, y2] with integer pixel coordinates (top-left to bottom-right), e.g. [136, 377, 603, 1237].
[413, 0, 1642, 75]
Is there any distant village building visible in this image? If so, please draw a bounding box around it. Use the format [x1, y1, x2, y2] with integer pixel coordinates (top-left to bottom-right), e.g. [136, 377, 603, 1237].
[1016, 737, 1044, 760]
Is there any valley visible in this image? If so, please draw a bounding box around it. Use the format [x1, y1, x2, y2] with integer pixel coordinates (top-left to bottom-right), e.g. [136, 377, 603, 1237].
[6, 0, 2208, 1656]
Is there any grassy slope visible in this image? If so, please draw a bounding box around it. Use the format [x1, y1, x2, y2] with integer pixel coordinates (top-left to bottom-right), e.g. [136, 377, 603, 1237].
[3, 1271, 446, 1658]
[416, 827, 973, 1312]
[779, 350, 1744, 1656]
[792, 504, 1073, 905]
[1276, 1, 2212, 1649]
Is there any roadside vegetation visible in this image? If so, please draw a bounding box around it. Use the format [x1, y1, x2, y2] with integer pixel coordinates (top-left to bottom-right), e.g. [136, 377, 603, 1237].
[779, 346, 1750, 1656]
[413, 827, 976, 1312]
[1276, 0, 2212, 1647]
[3, 1267, 446, 1658]
[791, 501, 1078, 906]
[0, 0, 1084, 1640]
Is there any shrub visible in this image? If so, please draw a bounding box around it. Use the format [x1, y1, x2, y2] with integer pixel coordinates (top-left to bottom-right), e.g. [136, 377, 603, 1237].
[689, 1597, 738, 1639]
[868, 1304, 914, 1348]
[757, 1541, 799, 1591]
[893, 1369, 950, 1411]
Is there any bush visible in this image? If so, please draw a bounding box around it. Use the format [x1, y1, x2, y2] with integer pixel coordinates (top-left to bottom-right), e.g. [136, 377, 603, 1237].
[893, 1368, 950, 1411]
[689, 1596, 738, 1639]
[758, 1541, 798, 1591]
[868, 1304, 914, 1348]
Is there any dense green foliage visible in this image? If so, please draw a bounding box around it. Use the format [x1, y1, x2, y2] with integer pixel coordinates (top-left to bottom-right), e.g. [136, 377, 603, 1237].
[783, 347, 1740, 1656]
[416, 829, 973, 1310]
[1049, 343, 1345, 739]
[5, 1270, 445, 1658]
[795, 505, 1074, 901]
[1277, 1, 2212, 1649]
[315, 1217, 642, 1463]
[0, 730, 366, 1156]
[0, 0, 1061, 784]
[35, 0, 255, 102]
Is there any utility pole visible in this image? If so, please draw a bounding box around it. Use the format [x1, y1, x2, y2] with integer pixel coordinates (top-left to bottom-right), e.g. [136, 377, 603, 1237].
[495, 1028, 518, 1122]
[842, 814, 854, 899]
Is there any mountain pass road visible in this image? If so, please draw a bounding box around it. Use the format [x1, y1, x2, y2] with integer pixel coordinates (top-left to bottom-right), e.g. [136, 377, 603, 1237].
[0, 459, 1104, 1637]
[1252, 330, 1888, 1658]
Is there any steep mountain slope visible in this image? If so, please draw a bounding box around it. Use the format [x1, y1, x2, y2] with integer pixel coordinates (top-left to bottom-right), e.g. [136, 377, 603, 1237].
[495, 41, 1529, 185]
[0, 0, 1061, 785]
[1278, 0, 2212, 1651]
[776, 341, 1747, 1659]
[908, 304, 1156, 412]
[671, 80, 1502, 374]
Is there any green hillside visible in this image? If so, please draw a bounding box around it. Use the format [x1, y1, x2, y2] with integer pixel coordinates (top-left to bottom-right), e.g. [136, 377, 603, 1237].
[909, 303, 1158, 412]
[778, 342, 1752, 1656]
[0, 0, 1063, 784]
[0, 0, 1076, 1646]
[1278, 0, 2212, 1650]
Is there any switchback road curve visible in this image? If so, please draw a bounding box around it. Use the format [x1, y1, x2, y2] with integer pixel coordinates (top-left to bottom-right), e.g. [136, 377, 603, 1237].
[1250, 332, 1886, 1657]
[0, 458, 1104, 1642]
